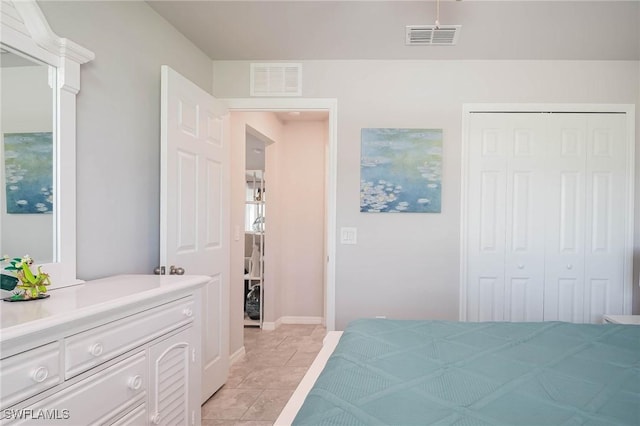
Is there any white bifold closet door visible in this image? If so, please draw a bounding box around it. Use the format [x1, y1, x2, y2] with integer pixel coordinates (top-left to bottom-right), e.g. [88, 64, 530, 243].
[466, 112, 628, 323]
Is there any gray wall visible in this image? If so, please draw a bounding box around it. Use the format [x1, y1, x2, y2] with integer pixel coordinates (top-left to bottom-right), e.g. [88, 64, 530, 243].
[213, 59, 640, 330]
[39, 1, 213, 279]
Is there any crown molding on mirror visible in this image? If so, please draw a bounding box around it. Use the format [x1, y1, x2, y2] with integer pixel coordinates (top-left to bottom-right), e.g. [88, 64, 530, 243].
[1, 0, 94, 289]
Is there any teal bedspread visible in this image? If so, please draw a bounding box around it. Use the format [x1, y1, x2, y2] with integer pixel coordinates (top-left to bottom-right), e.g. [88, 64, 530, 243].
[293, 319, 640, 425]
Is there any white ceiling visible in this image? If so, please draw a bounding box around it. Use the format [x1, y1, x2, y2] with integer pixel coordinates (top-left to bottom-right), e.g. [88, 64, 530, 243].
[147, 0, 640, 61]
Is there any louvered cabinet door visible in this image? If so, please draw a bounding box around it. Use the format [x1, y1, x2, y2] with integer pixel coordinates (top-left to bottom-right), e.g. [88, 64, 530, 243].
[148, 327, 199, 426]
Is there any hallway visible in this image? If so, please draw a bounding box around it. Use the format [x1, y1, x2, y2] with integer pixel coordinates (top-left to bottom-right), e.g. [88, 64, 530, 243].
[201, 324, 326, 425]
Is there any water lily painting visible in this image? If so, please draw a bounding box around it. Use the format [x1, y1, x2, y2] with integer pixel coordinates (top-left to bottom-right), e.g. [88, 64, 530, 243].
[360, 128, 442, 213]
[3, 132, 53, 214]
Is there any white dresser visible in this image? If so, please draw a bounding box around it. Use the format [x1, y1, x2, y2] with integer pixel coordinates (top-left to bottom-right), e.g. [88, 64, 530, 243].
[602, 315, 640, 325]
[0, 275, 208, 425]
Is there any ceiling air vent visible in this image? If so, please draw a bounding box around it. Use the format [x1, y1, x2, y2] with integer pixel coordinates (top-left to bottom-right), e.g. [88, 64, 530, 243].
[405, 25, 461, 46]
[250, 63, 302, 97]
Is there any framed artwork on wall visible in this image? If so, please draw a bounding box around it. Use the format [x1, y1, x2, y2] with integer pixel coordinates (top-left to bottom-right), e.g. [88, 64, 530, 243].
[360, 128, 442, 213]
[3, 132, 53, 214]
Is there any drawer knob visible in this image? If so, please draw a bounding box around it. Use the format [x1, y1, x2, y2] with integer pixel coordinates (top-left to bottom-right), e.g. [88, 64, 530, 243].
[183, 307, 193, 318]
[128, 375, 143, 391]
[151, 413, 162, 425]
[89, 342, 104, 357]
[31, 367, 49, 383]
[517, 263, 524, 269]
[567, 264, 573, 270]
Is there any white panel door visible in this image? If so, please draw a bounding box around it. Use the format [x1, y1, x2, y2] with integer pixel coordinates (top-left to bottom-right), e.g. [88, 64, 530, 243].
[466, 113, 545, 322]
[544, 114, 587, 322]
[465, 111, 630, 324]
[583, 114, 627, 322]
[503, 115, 546, 322]
[160, 66, 230, 403]
[466, 113, 508, 321]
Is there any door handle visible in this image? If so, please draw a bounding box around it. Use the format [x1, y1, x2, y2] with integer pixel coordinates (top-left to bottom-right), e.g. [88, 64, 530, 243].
[169, 265, 185, 275]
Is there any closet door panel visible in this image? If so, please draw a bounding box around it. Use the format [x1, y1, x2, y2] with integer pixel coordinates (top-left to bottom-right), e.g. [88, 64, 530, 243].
[466, 114, 508, 321]
[503, 116, 545, 322]
[584, 114, 627, 322]
[544, 115, 586, 322]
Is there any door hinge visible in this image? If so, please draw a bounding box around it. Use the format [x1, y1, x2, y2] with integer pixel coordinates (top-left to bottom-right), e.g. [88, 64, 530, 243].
[191, 348, 196, 362]
[191, 410, 195, 425]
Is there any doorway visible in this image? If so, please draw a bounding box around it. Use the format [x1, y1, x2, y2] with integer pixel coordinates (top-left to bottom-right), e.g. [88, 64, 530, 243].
[243, 130, 267, 328]
[227, 98, 337, 338]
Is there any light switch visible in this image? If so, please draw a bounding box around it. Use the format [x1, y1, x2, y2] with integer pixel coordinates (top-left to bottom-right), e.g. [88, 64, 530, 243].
[340, 227, 357, 244]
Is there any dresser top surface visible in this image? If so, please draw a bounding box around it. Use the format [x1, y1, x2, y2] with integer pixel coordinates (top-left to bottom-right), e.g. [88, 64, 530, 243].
[603, 314, 640, 325]
[0, 274, 209, 342]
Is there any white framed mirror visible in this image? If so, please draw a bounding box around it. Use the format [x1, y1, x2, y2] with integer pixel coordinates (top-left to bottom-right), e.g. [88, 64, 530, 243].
[0, 0, 94, 289]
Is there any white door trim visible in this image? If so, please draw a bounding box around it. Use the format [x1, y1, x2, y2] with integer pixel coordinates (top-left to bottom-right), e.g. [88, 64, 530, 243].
[224, 98, 338, 331]
[460, 103, 636, 321]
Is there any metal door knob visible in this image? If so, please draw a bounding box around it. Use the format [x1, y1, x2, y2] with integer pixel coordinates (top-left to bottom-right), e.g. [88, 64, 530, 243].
[169, 265, 185, 275]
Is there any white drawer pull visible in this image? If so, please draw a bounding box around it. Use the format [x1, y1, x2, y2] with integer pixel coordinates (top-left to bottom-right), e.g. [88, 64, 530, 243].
[127, 375, 143, 390]
[151, 413, 162, 425]
[567, 264, 573, 270]
[89, 342, 104, 357]
[183, 307, 193, 318]
[31, 367, 49, 383]
[517, 263, 524, 269]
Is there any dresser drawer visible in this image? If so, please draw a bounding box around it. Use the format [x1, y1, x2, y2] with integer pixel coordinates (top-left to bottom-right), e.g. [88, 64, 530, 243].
[109, 403, 147, 426]
[10, 352, 147, 425]
[0, 342, 61, 409]
[65, 296, 194, 378]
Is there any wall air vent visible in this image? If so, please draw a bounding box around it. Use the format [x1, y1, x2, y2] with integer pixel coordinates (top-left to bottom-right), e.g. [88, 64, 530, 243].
[250, 63, 302, 97]
[405, 25, 461, 46]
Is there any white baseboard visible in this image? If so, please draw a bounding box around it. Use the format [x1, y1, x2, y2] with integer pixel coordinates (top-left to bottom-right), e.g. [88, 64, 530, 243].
[261, 317, 282, 331]
[280, 316, 323, 325]
[262, 316, 324, 331]
[229, 346, 246, 364]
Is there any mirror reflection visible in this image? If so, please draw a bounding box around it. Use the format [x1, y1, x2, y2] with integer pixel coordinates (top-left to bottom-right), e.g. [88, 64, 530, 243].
[0, 46, 56, 263]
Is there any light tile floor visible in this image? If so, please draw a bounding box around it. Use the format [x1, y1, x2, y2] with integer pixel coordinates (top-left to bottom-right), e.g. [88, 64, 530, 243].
[201, 324, 326, 426]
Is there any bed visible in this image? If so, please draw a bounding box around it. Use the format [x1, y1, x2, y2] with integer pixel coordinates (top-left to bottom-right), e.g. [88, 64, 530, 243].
[276, 319, 640, 425]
